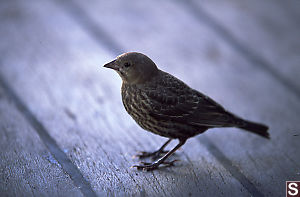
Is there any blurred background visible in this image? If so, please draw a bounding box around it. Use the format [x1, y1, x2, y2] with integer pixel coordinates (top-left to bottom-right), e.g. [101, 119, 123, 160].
[0, 0, 299, 196]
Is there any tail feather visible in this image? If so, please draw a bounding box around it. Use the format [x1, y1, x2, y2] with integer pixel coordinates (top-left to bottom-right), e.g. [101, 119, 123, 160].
[238, 120, 270, 139]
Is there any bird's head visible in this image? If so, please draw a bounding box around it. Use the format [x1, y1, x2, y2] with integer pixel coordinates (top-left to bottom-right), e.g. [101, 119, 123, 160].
[103, 52, 158, 84]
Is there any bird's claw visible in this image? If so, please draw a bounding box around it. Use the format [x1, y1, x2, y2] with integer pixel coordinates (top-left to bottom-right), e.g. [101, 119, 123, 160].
[131, 160, 179, 171]
[131, 163, 159, 171]
[133, 150, 169, 160]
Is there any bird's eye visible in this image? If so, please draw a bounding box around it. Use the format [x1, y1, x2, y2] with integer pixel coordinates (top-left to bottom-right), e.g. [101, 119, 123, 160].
[124, 62, 131, 68]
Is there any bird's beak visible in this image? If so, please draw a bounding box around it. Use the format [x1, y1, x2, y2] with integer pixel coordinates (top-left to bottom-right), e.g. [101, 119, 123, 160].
[103, 60, 119, 71]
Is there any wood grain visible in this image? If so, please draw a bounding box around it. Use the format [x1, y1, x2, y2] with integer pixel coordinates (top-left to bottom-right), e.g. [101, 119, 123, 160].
[186, 0, 300, 96]
[58, 0, 300, 196]
[1, 0, 299, 196]
[0, 86, 83, 197]
[0, 0, 251, 196]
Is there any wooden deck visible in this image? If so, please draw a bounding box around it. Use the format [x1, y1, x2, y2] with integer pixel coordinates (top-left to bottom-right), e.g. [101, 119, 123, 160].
[0, 0, 299, 196]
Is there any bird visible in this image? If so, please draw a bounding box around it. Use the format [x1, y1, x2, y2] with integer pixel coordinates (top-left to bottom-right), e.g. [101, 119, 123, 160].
[103, 52, 269, 171]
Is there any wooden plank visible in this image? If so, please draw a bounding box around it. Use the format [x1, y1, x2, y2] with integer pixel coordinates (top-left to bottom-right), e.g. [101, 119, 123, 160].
[0, 0, 251, 196]
[0, 86, 83, 197]
[56, 0, 300, 196]
[185, 0, 300, 95]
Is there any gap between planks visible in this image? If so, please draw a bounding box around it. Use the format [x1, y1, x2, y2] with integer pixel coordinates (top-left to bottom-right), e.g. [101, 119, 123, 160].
[52, 0, 275, 196]
[0, 73, 97, 197]
[178, 0, 300, 100]
[58, 0, 300, 101]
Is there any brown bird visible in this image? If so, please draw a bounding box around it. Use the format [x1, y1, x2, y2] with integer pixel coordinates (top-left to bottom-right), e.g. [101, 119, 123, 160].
[104, 52, 269, 171]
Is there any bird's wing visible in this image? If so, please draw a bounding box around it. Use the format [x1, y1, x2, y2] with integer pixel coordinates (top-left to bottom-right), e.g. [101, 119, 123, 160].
[140, 71, 238, 128]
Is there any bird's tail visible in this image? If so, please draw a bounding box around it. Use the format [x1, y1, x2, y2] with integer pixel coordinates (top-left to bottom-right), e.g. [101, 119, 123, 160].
[238, 119, 270, 139]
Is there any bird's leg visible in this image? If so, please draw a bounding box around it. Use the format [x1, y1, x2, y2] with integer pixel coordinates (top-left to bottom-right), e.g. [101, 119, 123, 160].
[135, 139, 172, 160]
[132, 139, 187, 171]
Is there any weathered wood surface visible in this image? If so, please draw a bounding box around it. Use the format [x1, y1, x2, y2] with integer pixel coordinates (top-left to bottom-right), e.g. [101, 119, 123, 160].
[0, 0, 299, 196]
[0, 1, 250, 196]
[68, 0, 300, 195]
[189, 0, 300, 96]
[0, 86, 83, 197]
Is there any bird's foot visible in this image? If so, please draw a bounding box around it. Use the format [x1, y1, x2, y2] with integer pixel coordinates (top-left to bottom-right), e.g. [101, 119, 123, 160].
[131, 160, 179, 171]
[133, 150, 169, 160]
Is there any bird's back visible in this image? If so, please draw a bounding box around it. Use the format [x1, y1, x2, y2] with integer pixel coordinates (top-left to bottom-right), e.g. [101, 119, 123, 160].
[121, 70, 245, 139]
